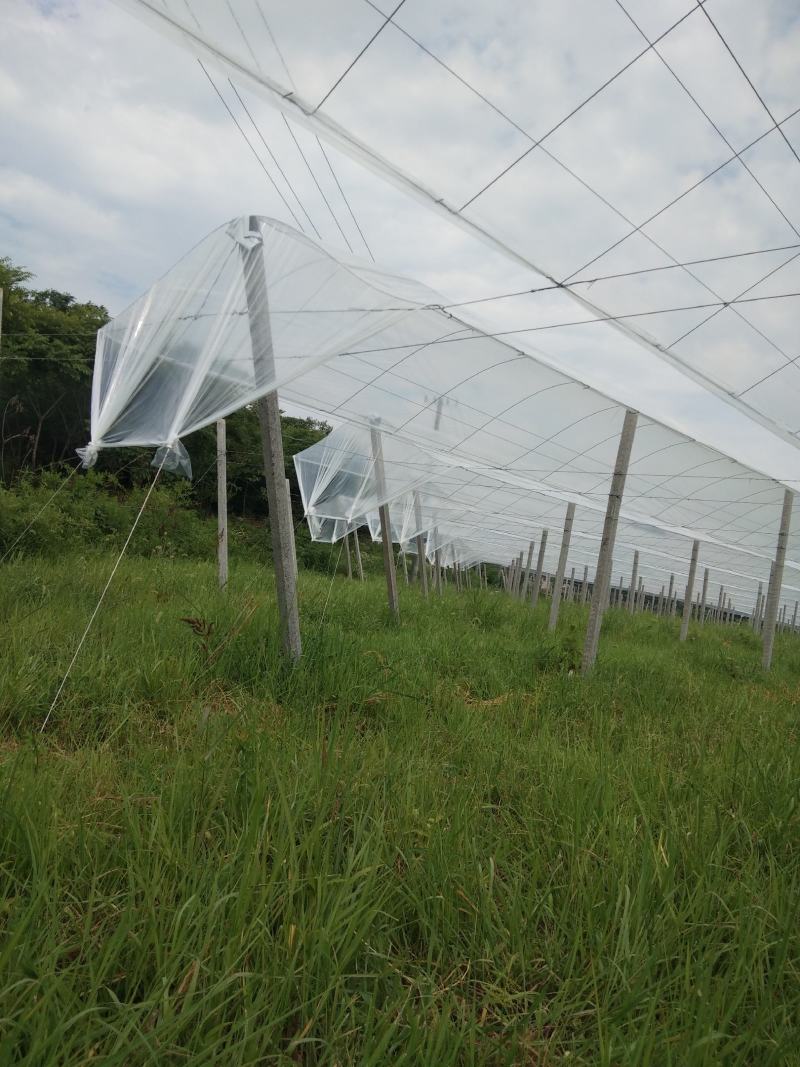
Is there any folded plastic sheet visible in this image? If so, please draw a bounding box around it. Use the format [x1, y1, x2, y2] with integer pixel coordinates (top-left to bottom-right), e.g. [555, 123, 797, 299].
[82, 215, 428, 474]
[115, 0, 800, 451]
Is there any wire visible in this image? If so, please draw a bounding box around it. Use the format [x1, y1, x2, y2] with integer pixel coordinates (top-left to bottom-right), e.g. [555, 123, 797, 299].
[281, 115, 355, 252]
[315, 136, 375, 261]
[699, 3, 800, 171]
[227, 80, 323, 239]
[615, 0, 800, 244]
[40, 454, 167, 732]
[6, 284, 800, 361]
[437, 242, 800, 310]
[457, 5, 702, 211]
[561, 104, 800, 283]
[0, 462, 80, 564]
[315, 0, 407, 113]
[198, 61, 308, 234]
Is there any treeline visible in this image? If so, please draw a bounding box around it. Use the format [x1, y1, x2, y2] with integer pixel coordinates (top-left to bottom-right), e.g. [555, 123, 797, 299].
[0, 255, 364, 567]
[0, 255, 329, 516]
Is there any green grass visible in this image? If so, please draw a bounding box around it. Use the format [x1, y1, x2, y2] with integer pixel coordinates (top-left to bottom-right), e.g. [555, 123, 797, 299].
[1, 553, 800, 1065]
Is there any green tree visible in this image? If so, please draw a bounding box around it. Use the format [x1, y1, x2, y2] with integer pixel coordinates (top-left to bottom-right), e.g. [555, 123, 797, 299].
[0, 257, 109, 481]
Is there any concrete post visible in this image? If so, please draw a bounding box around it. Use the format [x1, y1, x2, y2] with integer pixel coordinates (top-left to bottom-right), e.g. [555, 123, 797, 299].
[216, 419, 228, 591]
[353, 528, 364, 581]
[241, 217, 301, 661]
[582, 409, 638, 672]
[548, 503, 576, 632]
[699, 567, 709, 626]
[628, 551, 640, 614]
[531, 530, 549, 609]
[763, 488, 797, 665]
[413, 492, 428, 598]
[792, 601, 798, 633]
[581, 564, 589, 604]
[679, 539, 700, 642]
[752, 583, 763, 631]
[513, 551, 524, 597]
[665, 574, 674, 616]
[520, 540, 536, 601]
[370, 425, 400, 623]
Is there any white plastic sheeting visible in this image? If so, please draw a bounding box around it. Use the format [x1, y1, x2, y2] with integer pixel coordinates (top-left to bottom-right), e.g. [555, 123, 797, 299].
[115, 0, 800, 450]
[83, 215, 800, 599]
[80, 215, 428, 474]
[294, 422, 800, 615]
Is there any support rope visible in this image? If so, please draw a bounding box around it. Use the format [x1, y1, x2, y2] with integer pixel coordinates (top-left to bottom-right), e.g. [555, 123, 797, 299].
[40, 456, 167, 732]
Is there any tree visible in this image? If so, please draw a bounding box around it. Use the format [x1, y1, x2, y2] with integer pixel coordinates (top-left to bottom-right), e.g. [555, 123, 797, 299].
[0, 257, 109, 482]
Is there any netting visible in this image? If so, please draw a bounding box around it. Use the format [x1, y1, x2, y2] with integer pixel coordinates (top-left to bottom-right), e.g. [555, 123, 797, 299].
[113, 0, 800, 452]
[84, 214, 799, 615]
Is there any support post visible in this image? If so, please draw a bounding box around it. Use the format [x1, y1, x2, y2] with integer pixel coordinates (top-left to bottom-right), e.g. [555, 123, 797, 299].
[792, 601, 798, 633]
[628, 550, 639, 614]
[413, 491, 428, 598]
[752, 583, 763, 631]
[531, 530, 549, 609]
[679, 539, 700, 642]
[699, 567, 709, 626]
[216, 418, 228, 591]
[665, 574, 674, 616]
[345, 531, 352, 579]
[582, 409, 637, 672]
[520, 540, 536, 601]
[353, 528, 364, 581]
[548, 502, 576, 632]
[370, 424, 400, 623]
[241, 217, 301, 661]
[763, 489, 794, 670]
[581, 564, 589, 605]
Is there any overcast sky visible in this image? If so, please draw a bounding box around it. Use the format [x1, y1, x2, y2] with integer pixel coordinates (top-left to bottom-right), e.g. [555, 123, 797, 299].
[4, 0, 800, 487]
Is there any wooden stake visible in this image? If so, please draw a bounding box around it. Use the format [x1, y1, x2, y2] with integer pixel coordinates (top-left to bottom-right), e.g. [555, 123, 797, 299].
[581, 409, 637, 672]
[241, 217, 301, 661]
[370, 424, 399, 623]
[628, 550, 639, 615]
[763, 490, 793, 670]
[413, 491, 428, 598]
[679, 539, 700, 642]
[531, 530, 549, 609]
[520, 540, 536, 601]
[216, 418, 228, 591]
[548, 503, 576, 632]
[353, 528, 364, 581]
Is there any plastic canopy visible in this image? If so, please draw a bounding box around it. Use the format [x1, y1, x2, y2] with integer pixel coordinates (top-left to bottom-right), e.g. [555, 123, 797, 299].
[84, 215, 800, 613]
[114, 0, 800, 452]
[294, 422, 800, 614]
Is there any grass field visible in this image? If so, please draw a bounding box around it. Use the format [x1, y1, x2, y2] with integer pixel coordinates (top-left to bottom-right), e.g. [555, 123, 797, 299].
[1, 553, 799, 1065]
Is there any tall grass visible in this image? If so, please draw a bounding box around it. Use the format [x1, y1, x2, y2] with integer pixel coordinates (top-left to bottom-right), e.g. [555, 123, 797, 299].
[1, 554, 799, 1064]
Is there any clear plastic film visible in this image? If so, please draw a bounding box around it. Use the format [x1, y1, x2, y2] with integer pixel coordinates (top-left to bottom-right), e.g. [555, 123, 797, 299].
[114, 0, 800, 453]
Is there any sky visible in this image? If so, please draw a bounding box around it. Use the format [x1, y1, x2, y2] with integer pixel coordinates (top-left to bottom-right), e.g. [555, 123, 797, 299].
[3, 0, 800, 488]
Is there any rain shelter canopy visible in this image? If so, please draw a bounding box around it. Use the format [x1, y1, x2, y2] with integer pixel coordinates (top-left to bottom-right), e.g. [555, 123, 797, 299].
[114, 0, 800, 450]
[294, 422, 800, 615]
[83, 215, 800, 615]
